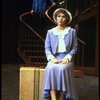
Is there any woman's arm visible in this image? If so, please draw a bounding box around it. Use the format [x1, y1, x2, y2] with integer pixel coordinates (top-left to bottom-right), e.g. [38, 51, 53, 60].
[64, 29, 78, 62]
[45, 30, 56, 61]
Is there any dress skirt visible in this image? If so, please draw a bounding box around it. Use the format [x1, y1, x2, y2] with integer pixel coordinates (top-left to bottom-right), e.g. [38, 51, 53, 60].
[42, 53, 78, 100]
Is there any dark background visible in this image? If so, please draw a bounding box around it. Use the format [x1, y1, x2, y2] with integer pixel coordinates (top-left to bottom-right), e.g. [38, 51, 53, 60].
[1, 0, 56, 64]
[1, 0, 96, 66]
[1, 0, 32, 64]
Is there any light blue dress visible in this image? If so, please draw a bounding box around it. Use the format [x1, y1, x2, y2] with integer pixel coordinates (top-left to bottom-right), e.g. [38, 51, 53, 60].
[42, 27, 78, 100]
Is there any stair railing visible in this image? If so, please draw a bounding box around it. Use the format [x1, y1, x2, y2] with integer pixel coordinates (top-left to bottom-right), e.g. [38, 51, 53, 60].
[17, 1, 61, 66]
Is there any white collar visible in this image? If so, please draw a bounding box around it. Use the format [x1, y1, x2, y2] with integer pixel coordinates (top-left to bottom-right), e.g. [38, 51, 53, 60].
[52, 26, 71, 35]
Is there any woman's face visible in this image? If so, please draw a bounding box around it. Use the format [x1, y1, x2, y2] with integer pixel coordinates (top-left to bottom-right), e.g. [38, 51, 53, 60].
[56, 13, 67, 26]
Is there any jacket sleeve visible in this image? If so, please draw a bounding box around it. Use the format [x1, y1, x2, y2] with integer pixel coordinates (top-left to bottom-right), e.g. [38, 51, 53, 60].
[64, 29, 78, 61]
[45, 30, 55, 61]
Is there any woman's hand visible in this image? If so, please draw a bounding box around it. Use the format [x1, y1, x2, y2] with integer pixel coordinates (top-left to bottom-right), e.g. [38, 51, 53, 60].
[51, 58, 58, 63]
[60, 58, 69, 64]
[50, 58, 62, 64]
[50, 58, 69, 64]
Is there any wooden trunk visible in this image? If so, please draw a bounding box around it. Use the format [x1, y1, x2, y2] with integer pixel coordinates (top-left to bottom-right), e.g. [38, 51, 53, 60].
[19, 67, 45, 100]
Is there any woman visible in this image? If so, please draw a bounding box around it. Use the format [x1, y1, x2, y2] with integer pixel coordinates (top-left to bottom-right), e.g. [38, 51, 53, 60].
[42, 8, 78, 100]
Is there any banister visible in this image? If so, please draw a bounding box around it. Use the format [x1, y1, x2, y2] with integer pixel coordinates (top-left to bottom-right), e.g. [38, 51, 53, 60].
[19, 11, 45, 42]
[45, 0, 62, 24]
[77, 38, 86, 45]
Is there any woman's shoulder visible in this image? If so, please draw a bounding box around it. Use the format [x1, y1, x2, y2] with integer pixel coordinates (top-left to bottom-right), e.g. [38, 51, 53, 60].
[47, 27, 58, 36]
[48, 27, 57, 32]
[69, 27, 76, 31]
[68, 27, 76, 34]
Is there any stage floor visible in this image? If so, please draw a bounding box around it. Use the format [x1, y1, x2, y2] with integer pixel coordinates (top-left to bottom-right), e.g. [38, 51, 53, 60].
[1, 64, 99, 100]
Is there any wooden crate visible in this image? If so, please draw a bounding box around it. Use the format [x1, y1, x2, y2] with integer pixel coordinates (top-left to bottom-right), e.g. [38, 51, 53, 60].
[19, 67, 45, 100]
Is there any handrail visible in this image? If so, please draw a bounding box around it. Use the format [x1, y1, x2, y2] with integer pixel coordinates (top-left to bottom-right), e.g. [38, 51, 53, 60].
[19, 11, 45, 42]
[18, 0, 64, 65]
[45, 4, 56, 24]
[19, 0, 62, 43]
[77, 38, 85, 45]
[45, 0, 63, 24]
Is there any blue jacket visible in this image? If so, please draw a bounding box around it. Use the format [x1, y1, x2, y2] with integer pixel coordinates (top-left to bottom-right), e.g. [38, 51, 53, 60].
[45, 27, 78, 61]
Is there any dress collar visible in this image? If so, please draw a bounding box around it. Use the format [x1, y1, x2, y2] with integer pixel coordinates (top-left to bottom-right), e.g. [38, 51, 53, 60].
[52, 26, 71, 35]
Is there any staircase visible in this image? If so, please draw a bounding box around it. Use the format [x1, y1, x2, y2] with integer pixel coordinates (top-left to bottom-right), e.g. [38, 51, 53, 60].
[17, 0, 98, 76]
